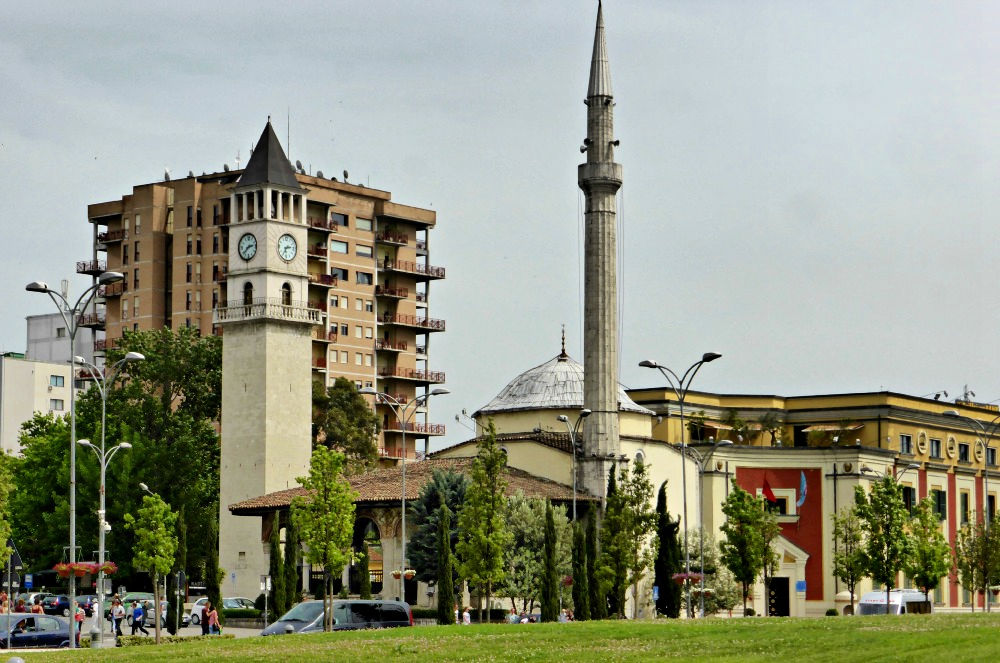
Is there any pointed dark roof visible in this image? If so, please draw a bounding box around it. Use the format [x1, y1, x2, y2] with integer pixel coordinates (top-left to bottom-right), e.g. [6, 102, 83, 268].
[588, 1, 613, 98]
[236, 120, 303, 190]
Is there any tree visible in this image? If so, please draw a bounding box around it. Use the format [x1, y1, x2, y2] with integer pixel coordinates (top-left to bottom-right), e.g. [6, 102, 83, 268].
[654, 481, 682, 618]
[283, 518, 302, 608]
[358, 545, 372, 600]
[166, 506, 187, 635]
[759, 507, 780, 616]
[456, 420, 511, 623]
[854, 476, 910, 612]
[954, 521, 999, 612]
[572, 522, 590, 620]
[586, 513, 606, 619]
[499, 493, 572, 613]
[291, 447, 358, 631]
[408, 469, 468, 586]
[681, 527, 730, 617]
[540, 502, 560, 621]
[205, 520, 224, 627]
[0, 452, 13, 563]
[599, 464, 625, 617]
[719, 480, 768, 616]
[904, 498, 951, 602]
[124, 494, 178, 644]
[437, 505, 455, 625]
[600, 462, 656, 618]
[267, 516, 287, 619]
[756, 412, 782, 446]
[312, 378, 380, 472]
[831, 506, 866, 613]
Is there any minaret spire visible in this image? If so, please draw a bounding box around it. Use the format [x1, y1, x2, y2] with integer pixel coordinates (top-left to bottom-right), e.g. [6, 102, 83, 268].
[579, 1, 623, 503]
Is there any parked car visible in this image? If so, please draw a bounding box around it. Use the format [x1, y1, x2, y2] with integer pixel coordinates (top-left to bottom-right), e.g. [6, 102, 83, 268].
[187, 597, 209, 625]
[857, 589, 932, 615]
[0, 614, 72, 648]
[41, 595, 92, 618]
[260, 600, 412, 636]
[18, 593, 53, 609]
[222, 597, 256, 610]
[102, 592, 155, 623]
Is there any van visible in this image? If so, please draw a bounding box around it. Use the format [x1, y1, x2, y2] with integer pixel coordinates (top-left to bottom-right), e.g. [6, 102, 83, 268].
[857, 589, 932, 615]
[260, 599, 412, 635]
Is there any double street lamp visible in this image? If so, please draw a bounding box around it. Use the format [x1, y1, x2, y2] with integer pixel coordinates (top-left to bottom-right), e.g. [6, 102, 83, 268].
[685, 438, 733, 618]
[639, 352, 722, 618]
[557, 409, 591, 521]
[26, 271, 123, 648]
[359, 386, 449, 601]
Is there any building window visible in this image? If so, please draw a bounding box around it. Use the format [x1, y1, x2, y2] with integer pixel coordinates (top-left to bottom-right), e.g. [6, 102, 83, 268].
[243, 282, 253, 306]
[356, 272, 373, 285]
[187, 206, 193, 227]
[222, 234, 229, 253]
[186, 263, 193, 283]
[186, 292, 192, 311]
[195, 263, 201, 282]
[196, 207, 202, 227]
[331, 268, 348, 281]
[929, 438, 942, 458]
[340, 351, 348, 363]
[135, 214, 141, 234]
[900, 434, 913, 455]
[196, 238, 202, 255]
[364, 327, 373, 339]
[133, 296, 140, 316]
[355, 325, 362, 339]
[340, 324, 348, 336]
[961, 492, 970, 525]
[281, 283, 292, 306]
[988, 448, 998, 467]
[195, 291, 202, 310]
[340, 297, 349, 309]
[355, 353, 363, 366]
[49, 375, 65, 388]
[212, 290, 218, 308]
[902, 485, 916, 514]
[134, 241, 140, 260]
[989, 495, 997, 521]
[122, 245, 129, 265]
[331, 212, 348, 227]
[133, 323, 138, 332]
[356, 244, 373, 258]
[331, 240, 348, 254]
[50, 399, 64, 411]
[213, 204, 219, 225]
[365, 354, 373, 367]
[134, 269, 139, 289]
[330, 295, 339, 308]
[356, 217, 372, 231]
[931, 489, 947, 520]
[186, 235, 193, 254]
[213, 234, 219, 253]
[365, 299, 373, 313]
[959, 443, 970, 462]
[121, 298, 129, 320]
[55, 327, 66, 338]
[355, 298, 363, 311]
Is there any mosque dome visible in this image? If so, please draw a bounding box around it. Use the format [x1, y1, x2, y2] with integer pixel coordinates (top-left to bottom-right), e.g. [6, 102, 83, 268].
[474, 349, 654, 418]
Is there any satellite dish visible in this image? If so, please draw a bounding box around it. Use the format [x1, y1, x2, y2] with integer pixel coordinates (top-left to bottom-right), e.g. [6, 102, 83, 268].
[316, 170, 324, 178]
[295, 160, 303, 172]
[343, 170, 349, 181]
[164, 168, 170, 181]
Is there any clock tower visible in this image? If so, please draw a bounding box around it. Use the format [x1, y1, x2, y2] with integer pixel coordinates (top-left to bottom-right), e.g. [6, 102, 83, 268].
[216, 120, 318, 598]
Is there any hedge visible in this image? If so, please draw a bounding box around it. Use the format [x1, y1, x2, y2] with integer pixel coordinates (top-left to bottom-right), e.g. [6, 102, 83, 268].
[117, 634, 236, 647]
[221, 608, 262, 619]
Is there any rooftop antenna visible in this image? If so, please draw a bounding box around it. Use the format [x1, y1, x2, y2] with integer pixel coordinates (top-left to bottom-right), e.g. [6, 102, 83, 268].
[343, 170, 349, 182]
[235, 150, 240, 170]
[60, 279, 69, 299]
[163, 168, 170, 181]
[963, 385, 976, 401]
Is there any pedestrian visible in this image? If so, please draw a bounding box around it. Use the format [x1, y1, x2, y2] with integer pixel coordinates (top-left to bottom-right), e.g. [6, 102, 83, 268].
[205, 601, 220, 635]
[30, 598, 43, 614]
[201, 600, 211, 635]
[112, 599, 125, 638]
[453, 602, 459, 625]
[462, 606, 471, 626]
[14, 598, 25, 613]
[74, 601, 85, 646]
[130, 600, 149, 636]
[558, 608, 568, 623]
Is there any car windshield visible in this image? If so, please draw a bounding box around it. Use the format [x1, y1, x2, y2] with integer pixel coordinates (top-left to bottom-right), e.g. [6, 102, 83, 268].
[279, 601, 324, 623]
[858, 603, 894, 615]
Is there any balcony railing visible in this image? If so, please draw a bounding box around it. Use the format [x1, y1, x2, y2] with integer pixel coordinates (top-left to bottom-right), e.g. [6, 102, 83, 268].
[77, 313, 106, 328]
[93, 337, 118, 352]
[311, 329, 338, 342]
[379, 313, 445, 331]
[374, 285, 408, 299]
[76, 260, 107, 276]
[214, 298, 321, 325]
[377, 447, 425, 460]
[383, 421, 446, 436]
[415, 292, 427, 303]
[97, 229, 127, 243]
[308, 217, 340, 232]
[374, 393, 409, 405]
[308, 273, 338, 287]
[313, 358, 327, 370]
[378, 258, 445, 279]
[377, 367, 446, 383]
[415, 240, 427, 252]
[375, 230, 409, 246]
[98, 282, 125, 297]
[375, 339, 407, 352]
[308, 244, 328, 257]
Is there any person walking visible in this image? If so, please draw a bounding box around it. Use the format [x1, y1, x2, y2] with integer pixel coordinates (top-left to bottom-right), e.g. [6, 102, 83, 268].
[200, 600, 210, 636]
[74, 601, 86, 646]
[205, 601, 220, 635]
[130, 600, 149, 636]
[30, 598, 43, 614]
[111, 599, 126, 638]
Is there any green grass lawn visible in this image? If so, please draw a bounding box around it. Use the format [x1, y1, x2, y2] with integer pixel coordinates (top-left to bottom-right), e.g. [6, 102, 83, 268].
[21, 613, 1000, 662]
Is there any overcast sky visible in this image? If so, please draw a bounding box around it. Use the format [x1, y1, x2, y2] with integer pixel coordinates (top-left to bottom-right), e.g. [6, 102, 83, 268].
[2, 1, 996, 449]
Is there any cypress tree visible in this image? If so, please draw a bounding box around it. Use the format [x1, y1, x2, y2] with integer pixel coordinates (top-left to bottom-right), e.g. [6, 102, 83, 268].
[600, 464, 624, 617]
[587, 513, 605, 619]
[358, 545, 372, 599]
[166, 507, 187, 634]
[206, 520, 224, 627]
[540, 501, 559, 621]
[436, 505, 455, 625]
[283, 518, 302, 607]
[572, 522, 590, 620]
[268, 515, 287, 619]
[654, 482, 682, 617]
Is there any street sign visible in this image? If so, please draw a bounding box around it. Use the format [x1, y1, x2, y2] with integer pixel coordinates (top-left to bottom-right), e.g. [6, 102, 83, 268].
[23, 574, 32, 590]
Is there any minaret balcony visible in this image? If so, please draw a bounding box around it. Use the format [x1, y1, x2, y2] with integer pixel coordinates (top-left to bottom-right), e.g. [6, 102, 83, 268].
[375, 230, 409, 246]
[577, 162, 623, 189]
[374, 338, 407, 352]
[377, 367, 446, 384]
[76, 260, 107, 276]
[377, 258, 445, 280]
[378, 313, 445, 332]
[383, 421, 446, 436]
[97, 229, 127, 245]
[213, 298, 321, 325]
[374, 285, 408, 299]
[308, 273, 338, 287]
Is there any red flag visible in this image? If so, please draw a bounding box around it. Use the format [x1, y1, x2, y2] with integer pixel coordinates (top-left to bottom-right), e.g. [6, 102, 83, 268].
[762, 478, 778, 503]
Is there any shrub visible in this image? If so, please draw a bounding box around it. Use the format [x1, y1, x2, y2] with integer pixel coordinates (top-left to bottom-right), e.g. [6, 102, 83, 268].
[117, 634, 236, 647]
[744, 608, 755, 617]
[411, 607, 438, 620]
[221, 608, 261, 619]
[825, 608, 839, 616]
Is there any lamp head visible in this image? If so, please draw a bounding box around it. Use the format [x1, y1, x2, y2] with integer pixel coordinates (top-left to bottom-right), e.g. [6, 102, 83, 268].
[358, 387, 378, 396]
[139, 482, 150, 492]
[123, 352, 145, 362]
[97, 271, 125, 285]
[77, 439, 93, 448]
[638, 360, 658, 369]
[906, 463, 920, 470]
[119, 442, 132, 450]
[579, 408, 592, 418]
[716, 439, 734, 447]
[429, 388, 450, 396]
[557, 415, 569, 423]
[942, 409, 960, 417]
[25, 281, 51, 293]
[73, 355, 87, 365]
[701, 352, 722, 363]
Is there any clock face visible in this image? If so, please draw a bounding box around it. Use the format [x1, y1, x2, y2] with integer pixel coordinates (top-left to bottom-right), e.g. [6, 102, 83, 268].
[238, 233, 257, 260]
[277, 233, 297, 261]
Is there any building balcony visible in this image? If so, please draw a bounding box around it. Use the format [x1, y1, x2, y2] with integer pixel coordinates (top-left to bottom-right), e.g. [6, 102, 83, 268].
[213, 269, 228, 283]
[307, 244, 328, 258]
[77, 313, 106, 330]
[76, 260, 107, 276]
[415, 240, 427, 255]
[308, 273, 338, 287]
[375, 230, 408, 246]
[378, 313, 445, 332]
[213, 298, 321, 326]
[98, 282, 125, 297]
[377, 446, 424, 461]
[374, 392, 409, 405]
[311, 329, 338, 342]
[97, 229, 127, 244]
[93, 337, 118, 352]
[308, 216, 340, 232]
[374, 285, 408, 299]
[415, 345, 427, 356]
[383, 421, 446, 436]
[375, 339, 407, 352]
[377, 367, 445, 384]
[377, 258, 445, 280]
[415, 292, 427, 304]
[312, 357, 327, 371]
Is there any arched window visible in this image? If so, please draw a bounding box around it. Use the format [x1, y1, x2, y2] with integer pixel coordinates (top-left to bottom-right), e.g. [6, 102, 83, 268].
[243, 281, 253, 306]
[281, 282, 292, 306]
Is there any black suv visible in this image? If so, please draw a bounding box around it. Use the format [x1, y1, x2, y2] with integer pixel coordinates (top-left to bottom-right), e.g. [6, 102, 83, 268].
[260, 600, 412, 635]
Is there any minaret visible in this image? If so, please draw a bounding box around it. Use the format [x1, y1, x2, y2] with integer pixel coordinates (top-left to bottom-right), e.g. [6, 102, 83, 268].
[579, 1, 622, 502]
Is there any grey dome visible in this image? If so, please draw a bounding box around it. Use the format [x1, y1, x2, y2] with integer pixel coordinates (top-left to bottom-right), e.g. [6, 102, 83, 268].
[474, 352, 653, 417]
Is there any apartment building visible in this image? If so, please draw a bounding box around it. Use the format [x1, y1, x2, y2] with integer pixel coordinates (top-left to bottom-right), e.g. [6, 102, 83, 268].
[84, 128, 446, 459]
[0, 352, 80, 455]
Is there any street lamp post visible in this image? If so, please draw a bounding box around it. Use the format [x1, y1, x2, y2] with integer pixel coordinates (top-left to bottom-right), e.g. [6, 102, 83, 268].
[25, 271, 123, 649]
[942, 409, 1000, 611]
[639, 352, 722, 619]
[75, 351, 143, 644]
[556, 409, 591, 521]
[686, 438, 733, 618]
[360, 387, 449, 601]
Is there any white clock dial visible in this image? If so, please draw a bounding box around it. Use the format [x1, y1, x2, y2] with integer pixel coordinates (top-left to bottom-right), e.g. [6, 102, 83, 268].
[277, 233, 297, 261]
[238, 233, 257, 260]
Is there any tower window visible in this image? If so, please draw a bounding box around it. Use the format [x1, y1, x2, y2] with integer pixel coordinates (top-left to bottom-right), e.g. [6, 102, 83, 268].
[243, 282, 254, 306]
[281, 283, 292, 306]
[900, 434, 913, 455]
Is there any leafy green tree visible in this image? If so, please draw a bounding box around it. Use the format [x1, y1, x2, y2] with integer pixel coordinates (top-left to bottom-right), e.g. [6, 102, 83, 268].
[499, 493, 571, 613]
[456, 420, 511, 623]
[586, 513, 606, 619]
[757, 412, 783, 446]
[854, 476, 910, 612]
[291, 446, 358, 631]
[268, 517, 287, 619]
[954, 521, 999, 612]
[654, 481, 681, 617]
[599, 464, 624, 617]
[205, 520, 224, 627]
[831, 506, 866, 613]
[681, 527, 724, 617]
[0, 452, 13, 562]
[600, 462, 656, 619]
[408, 469, 468, 586]
[124, 494, 178, 644]
[437, 505, 455, 625]
[572, 522, 590, 620]
[358, 545, 372, 600]
[759, 507, 780, 616]
[540, 502, 560, 622]
[904, 497, 952, 602]
[719, 480, 768, 615]
[312, 378, 380, 472]
[166, 507, 187, 635]
[283, 519, 302, 608]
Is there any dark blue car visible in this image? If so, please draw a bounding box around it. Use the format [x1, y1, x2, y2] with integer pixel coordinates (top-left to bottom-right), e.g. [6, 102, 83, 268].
[0, 614, 72, 648]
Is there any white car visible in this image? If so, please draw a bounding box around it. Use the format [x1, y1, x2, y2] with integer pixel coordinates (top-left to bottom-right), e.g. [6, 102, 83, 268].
[187, 596, 255, 625]
[186, 597, 209, 625]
